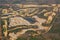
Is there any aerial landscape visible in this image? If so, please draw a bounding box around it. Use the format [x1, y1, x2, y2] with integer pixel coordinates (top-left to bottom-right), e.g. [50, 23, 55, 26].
[0, 0, 60, 40]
